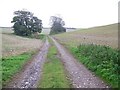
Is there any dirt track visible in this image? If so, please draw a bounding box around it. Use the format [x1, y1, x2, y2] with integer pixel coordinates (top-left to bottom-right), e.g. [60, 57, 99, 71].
[5, 39, 49, 88]
[5, 36, 110, 88]
[50, 36, 109, 88]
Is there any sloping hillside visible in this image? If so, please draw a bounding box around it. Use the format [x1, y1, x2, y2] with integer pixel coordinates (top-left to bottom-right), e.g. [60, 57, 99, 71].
[53, 23, 119, 88]
[53, 23, 118, 48]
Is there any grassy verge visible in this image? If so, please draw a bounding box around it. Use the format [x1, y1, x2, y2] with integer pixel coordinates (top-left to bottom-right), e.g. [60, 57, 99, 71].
[27, 34, 46, 40]
[38, 38, 70, 88]
[2, 51, 37, 86]
[68, 44, 119, 88]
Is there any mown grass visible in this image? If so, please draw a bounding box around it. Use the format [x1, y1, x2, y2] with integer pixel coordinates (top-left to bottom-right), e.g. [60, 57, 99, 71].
[2, 51, 36, 86]
[69, 44, 119, 88]
[38, 38, 70, 88]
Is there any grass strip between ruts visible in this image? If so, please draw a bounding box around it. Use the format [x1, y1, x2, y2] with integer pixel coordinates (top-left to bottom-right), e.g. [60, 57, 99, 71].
[38, 37, 70, 88]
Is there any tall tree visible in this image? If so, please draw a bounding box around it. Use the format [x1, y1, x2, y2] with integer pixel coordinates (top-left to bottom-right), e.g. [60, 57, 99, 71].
[49, 15, 66, 34]
[11, 10, 42, 36]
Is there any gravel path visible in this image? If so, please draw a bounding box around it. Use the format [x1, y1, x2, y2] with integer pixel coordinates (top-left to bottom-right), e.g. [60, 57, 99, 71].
[50, 36, 110, 88]
[6, 39, 49, 88]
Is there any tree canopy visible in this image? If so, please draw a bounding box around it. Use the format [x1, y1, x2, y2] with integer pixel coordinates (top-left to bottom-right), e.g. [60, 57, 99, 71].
[49, 16, 66, 34]
[11, 10, 42, 36]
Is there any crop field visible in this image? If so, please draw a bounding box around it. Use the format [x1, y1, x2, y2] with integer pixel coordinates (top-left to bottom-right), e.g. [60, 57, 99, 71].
[53, 23, 118, 48]
[1, 28, 44, 57]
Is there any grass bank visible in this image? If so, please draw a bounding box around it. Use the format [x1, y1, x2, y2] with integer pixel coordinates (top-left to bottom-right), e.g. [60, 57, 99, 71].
[38, 38, 70, 88]
[69, 44, 119, 88]
[2, 51, 37, 86]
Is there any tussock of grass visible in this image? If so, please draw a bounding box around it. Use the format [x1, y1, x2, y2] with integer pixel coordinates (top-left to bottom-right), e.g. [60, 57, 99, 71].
[69, 44, 119, 88]
[38, 38, 70, 88]
[2, 51, 35, 86]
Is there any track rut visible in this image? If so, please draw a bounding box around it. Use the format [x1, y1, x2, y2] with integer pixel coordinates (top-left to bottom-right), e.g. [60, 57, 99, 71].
[5, 39, 49, 88]
[50, 36, 109, 88]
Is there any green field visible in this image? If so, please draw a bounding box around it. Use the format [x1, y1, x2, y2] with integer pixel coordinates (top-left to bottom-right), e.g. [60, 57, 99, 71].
[53, 23, 119, 88]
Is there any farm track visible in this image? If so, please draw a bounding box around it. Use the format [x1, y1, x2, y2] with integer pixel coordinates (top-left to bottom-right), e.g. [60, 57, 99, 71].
[50, 36, 110, 88]
[5, 38, 50, 88]
[4, 36, 110, 88]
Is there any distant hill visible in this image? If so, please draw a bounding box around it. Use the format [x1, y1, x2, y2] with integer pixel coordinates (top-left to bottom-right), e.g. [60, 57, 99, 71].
[42, 27, 78, 34]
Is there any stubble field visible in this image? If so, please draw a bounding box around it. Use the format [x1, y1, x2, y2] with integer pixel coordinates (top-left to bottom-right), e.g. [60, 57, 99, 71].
[53, 23, 118, 48]
[2, 28, 43, 57]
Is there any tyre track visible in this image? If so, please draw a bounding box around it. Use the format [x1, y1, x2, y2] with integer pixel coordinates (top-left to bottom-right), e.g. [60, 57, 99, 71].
[50, 36, 109, 88]
[5, 38, 49, 88]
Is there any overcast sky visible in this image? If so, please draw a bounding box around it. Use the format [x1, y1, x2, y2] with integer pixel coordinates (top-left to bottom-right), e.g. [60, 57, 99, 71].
[0, 0, 119, 28]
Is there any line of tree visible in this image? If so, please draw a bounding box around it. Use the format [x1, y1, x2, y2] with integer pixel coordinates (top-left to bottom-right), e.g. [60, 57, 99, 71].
[11, 10, 42, 36]
[11, 10, 66, 36]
